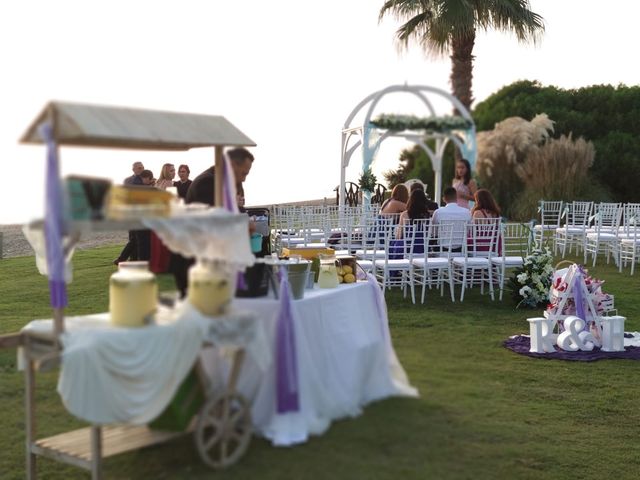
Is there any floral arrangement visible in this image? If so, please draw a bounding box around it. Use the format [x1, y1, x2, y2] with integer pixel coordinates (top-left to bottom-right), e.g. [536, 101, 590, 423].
[358, 168, 378, 193]
[370, 114, 472, 132]
[546, 265, 611, 319]
[508, 247, 554, 308]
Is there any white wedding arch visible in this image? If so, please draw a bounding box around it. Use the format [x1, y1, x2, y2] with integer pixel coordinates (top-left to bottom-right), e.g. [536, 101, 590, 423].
[340, 84, 476, 206]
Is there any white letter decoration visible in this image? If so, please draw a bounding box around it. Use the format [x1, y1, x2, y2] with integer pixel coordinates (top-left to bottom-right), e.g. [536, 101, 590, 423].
[600, 315, 626, 352]
[557, 316, 596, 352]
[527, 317, 557, 353]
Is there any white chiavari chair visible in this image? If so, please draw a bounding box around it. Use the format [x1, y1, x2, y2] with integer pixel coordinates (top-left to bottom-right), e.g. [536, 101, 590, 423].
[584, 203, 623, 267]
[533, 200, 563, 251]
[452, 218, 500, 302]
[491, 222, 529, 301]
[411, 219, 455, 303]
[619, 221, 640, 275]
[555, 201, 593, 257]
[373, 218, 421, 303]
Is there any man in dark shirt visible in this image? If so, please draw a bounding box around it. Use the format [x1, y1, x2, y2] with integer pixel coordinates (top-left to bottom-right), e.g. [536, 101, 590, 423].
[114, 162, 146, 264]
[124, 161, 144, 185]
[172, 148, 255, 296]
[185, 148, 254, 205]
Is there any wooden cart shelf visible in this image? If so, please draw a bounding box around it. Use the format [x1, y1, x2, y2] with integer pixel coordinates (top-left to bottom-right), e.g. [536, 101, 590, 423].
[31, 426, 186, 471]
[18, 101, 257, 479]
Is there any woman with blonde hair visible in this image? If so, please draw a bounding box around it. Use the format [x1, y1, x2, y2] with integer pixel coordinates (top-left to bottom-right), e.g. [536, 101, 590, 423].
[155, 163, 176, 190]
[379, 184, 409, 215]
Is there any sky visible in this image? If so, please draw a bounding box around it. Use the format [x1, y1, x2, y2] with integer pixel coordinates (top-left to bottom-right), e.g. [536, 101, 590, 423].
[1, 0, 638, 224]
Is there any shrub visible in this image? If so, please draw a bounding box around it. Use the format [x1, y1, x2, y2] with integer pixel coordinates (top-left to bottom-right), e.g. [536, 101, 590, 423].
[473, 80, 640, 203]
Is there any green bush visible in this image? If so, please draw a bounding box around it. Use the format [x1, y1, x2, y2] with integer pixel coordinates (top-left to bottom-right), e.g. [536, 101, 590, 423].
[473, 81, 640, 203]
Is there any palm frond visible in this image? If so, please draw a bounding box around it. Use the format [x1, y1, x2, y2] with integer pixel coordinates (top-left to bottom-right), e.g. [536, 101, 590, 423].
[477, 0, 545, 43]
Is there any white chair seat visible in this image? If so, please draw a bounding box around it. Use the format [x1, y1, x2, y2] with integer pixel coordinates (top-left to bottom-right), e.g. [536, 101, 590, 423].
[384, 259, 412, 268]
[533, 225, 557, 231]
[356, 259, 374, 269]
[411, 258, 449, 268]
[620, 238, 640, 245]
[556, 226, 585, 234]
[586, 232, 617, 240]
[355, 249, 386, 259]
[491, 256, 524, 266]
[452, 257, 490, 267]
[617, 233, 638, 240]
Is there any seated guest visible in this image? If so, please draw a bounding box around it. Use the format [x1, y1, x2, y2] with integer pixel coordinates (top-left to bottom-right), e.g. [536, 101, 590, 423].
[471, 189, 501, 219]
[471, 189, 502, 253]
[389, 189, 430, 260]
[431, 187, 471, 252]
[396, 189, 429, 239]
[409, 182, 439, 216]
[379, 184, 409, 215]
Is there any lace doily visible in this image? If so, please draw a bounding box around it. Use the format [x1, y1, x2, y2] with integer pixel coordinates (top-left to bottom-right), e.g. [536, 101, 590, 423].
[143, 208, 255, 267]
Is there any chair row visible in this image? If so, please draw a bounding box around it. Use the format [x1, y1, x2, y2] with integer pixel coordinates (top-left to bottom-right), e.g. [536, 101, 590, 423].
[336, 218, 530, 304]
[536, 200, 640, 273]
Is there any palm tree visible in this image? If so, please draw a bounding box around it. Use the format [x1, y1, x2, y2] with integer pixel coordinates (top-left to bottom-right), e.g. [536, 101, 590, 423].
[379, 0, 545, 111]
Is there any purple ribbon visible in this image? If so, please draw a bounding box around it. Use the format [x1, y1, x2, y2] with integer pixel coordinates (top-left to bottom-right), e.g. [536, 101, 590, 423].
[573, 268, 588, 331]
[236, 272, 247, 291]
[40, 123, 67, 308]
[275, 266, 299, 413]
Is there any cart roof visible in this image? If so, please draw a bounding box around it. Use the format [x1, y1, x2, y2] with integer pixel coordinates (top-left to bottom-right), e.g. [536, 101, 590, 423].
[20, 101, 256, 150]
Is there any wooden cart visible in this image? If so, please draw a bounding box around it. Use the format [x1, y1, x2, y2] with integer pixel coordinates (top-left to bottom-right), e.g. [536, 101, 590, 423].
[9, 101, 257, 479]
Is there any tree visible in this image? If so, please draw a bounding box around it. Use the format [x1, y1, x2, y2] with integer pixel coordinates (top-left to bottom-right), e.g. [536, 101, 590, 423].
[379, 0, 545, 112]
[474, 80, 640, 203]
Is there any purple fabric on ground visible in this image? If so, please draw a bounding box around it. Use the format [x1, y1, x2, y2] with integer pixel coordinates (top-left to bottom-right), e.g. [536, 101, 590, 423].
[504, 335, 640, 362]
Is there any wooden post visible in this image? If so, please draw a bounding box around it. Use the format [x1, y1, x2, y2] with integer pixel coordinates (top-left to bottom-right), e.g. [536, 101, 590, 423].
[53, 307, 64, 345]
[48, 105, 65, 344]
[227, 349, 245, 394]
[91, 425, 102, 480]
[24, 338, 37, 479]
[214, 146, 224, 207]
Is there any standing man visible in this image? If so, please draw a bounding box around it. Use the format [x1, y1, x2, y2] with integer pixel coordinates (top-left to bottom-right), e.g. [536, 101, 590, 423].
[172, 148, 255, 296]
[114, 162, 146, 264]
[185, 148, 254, 205]
[124, 161, 144, 185]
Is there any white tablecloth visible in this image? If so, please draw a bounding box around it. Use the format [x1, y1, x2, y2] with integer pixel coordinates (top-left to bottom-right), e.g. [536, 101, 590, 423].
[20, 282, 417, 445]
[200, 281, 418, 446]
[20, 304, 267, 425]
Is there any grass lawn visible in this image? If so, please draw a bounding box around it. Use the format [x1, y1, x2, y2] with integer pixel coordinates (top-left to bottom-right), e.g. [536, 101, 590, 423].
[1, 246, 639, 479]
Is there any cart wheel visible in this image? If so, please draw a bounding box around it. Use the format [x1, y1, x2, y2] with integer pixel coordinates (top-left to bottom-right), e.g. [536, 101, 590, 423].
[194, 392, 252, 469]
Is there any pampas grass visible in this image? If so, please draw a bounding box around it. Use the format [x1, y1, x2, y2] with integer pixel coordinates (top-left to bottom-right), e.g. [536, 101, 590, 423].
[515, 133, 594, 199]
[476, 114, 602, 219]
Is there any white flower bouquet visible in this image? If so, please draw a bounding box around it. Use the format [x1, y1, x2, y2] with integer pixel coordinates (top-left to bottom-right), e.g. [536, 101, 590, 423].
[508, 247, 554, 308]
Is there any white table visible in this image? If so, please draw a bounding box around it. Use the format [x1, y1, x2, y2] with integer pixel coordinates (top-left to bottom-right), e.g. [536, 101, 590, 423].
[21, 281, 417, 448]
[200, 280, 418, 446]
